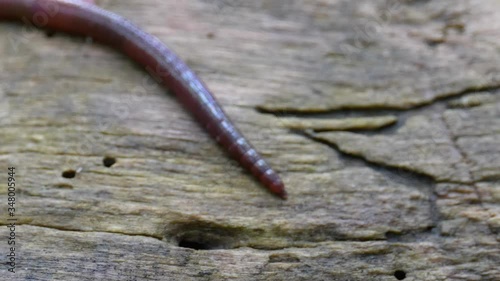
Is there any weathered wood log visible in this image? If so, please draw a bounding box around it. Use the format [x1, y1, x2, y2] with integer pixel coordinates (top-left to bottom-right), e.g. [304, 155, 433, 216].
[0, 0, 498, 280]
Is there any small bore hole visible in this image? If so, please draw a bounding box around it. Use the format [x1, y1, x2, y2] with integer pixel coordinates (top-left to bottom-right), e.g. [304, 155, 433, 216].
[45, 30, 56, 37]
[394, 270, 406, 280]
[178, 239, 211, 250]
[62, 170, 76, 179]
[103, 156, 116, 168]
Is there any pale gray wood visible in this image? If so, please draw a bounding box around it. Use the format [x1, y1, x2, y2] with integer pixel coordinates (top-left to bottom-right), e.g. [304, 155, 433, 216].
[0, 0, 498, 280]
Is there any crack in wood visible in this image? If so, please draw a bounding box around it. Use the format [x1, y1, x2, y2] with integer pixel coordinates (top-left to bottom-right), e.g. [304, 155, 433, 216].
[256, 83, 500, 116]
[257, 85, 500, 139]
[299, 130, 441, 230]
[1, 223, 164, 241]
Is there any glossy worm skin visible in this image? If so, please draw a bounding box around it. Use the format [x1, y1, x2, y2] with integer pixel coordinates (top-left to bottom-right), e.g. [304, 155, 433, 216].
[0, 0, 287, 199]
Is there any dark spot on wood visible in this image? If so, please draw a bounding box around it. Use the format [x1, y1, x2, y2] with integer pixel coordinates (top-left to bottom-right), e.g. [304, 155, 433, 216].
[103, 156, 116, 167]
[165, 219, 256, 250]
[425, 37, 446, 46]
[52, 182, 74, 189]
[62, 170, 76, 179]
[394, 270, 406, 280]
[45, 30, 56, 37]
[178, 239, 212, 250]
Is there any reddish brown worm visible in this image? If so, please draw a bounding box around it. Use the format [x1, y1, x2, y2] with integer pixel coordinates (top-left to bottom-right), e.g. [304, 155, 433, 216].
[0, 0, 287, 199]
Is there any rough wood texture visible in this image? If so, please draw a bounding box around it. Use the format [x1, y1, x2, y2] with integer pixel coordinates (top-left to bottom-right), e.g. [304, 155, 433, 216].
[0, 0, 499, 280]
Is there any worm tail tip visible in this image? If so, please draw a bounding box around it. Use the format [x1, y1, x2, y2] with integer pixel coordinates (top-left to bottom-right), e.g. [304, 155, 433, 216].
[268, 180, 287, 200]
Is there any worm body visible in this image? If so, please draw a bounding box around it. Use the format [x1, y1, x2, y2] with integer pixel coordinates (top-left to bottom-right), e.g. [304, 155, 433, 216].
[0, 0, 287, 199]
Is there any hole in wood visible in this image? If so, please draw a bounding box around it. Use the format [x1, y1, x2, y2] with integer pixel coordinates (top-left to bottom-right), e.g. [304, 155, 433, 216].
[178, 239, 212, 250]
[103, 156, 116, 167]
[62, 170, 76, 179]
[394, 270, 406, 280]
[166, 220, 241, 250]
[45, 30, 56, 37]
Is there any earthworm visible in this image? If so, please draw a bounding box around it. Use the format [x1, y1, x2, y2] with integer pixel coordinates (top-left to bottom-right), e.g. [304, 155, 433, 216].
[0, 0, 287, 199]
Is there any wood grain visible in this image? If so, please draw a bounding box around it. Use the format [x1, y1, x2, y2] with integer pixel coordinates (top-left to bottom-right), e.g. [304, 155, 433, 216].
[0, 0, 498, 280]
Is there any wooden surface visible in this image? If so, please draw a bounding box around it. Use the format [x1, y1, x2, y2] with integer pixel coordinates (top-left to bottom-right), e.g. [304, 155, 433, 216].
[0, 0, 499, 280]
